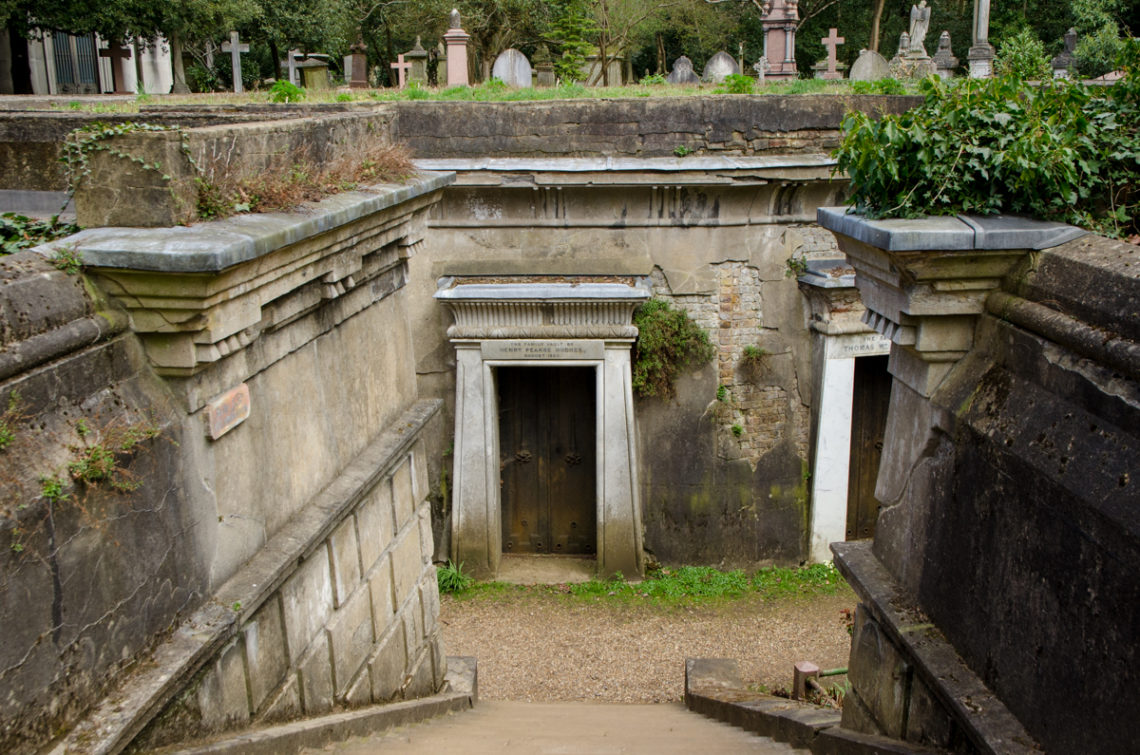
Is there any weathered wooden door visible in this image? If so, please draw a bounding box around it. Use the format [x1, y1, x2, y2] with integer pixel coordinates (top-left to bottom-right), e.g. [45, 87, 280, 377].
[498, 366, 596, 555]
[846, 355, 892, 540]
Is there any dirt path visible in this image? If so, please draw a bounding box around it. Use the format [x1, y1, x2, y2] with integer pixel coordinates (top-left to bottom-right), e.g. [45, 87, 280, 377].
[439, 590, 856, 703]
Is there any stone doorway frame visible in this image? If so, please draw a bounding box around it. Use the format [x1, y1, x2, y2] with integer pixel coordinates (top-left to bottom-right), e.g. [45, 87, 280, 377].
[797, 261, 892, 562]
[435, 278, 651, 579]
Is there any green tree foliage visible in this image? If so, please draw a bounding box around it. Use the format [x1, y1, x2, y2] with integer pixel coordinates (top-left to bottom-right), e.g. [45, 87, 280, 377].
[548, 0, 595, 82]
[996, 28, 1051, 80]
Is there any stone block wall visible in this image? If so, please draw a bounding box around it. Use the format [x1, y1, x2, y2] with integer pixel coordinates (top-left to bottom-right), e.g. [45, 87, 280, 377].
[134, 443, 445, 748]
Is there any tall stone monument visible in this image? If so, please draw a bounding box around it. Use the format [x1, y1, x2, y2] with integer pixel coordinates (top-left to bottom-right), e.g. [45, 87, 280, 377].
[444, 8, 471, 87]
[1051, 28, 1078, 79]
[761, 0, 799, 80]
[405, 36, 429, 85]
[932, 31, 959, 79]
[967, 0, 995, 78]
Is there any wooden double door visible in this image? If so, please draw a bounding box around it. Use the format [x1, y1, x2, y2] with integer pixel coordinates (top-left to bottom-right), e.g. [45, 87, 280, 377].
[498, 367, 596, 555]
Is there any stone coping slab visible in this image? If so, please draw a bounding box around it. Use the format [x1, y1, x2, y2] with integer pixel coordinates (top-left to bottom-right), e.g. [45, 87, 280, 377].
[416, 155, 837, 173]
[817, 207, 1085, 252]
[798, 258, 856, 289]
[37, 172, 454, 274]
[162, 657, 477, 755]
[49, 399, 442, 755]
[434, 279, 651, 302]
[831, 541, 1040, 755]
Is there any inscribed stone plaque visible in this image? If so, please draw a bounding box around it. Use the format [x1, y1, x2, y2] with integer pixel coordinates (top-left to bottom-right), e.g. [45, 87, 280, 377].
[206, 383, 251, 440]
[827, 333, 892, 359]
[482, 340, 605, 360]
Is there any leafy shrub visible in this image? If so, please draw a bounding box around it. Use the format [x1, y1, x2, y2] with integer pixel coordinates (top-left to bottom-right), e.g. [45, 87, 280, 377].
[632, 298, 715, 398]
[1, 213, 78, 255]
[996, 28, 1051, 80]
[268, 80, 305, 103]
[437, 560, 473, 593]
[834, 43, 1140, 238]
[640, 73, 667, 85]
[717, 73, 754, 94]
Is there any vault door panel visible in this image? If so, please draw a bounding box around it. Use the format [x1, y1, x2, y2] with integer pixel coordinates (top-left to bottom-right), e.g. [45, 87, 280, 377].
[847, 355, 891, 540]
[498, 366, 596, 555]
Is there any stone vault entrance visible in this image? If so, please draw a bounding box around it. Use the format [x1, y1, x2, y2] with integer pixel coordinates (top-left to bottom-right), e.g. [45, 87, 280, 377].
[498, 366, 596, 555]
[435, 277, 650, 579]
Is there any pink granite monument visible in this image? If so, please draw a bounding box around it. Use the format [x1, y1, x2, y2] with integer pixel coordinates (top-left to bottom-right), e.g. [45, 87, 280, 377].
[443, 8, 470, 87]
[761, 0, 799, 80]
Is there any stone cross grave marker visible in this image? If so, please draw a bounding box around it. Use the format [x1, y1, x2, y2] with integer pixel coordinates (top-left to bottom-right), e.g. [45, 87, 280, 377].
[390, 54, 411, 88]
[99, 42, 134, 93]
[753, 57, 770, 85]
[491, 49, 532, 88]
[820, 28, 845, 79]
[222, 31, 250, 93]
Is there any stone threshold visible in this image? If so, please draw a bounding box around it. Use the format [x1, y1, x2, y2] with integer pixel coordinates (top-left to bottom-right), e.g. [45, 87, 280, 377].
[161, 657, 477, 755]
[684, 658, 936, 754]
[48, 399, 442, 755]
[831, 541, 1040, 755]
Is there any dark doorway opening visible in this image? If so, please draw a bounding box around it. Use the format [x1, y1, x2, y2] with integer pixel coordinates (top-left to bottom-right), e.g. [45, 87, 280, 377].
[498, 366, 596, 555]
[847, 355, 892, 540]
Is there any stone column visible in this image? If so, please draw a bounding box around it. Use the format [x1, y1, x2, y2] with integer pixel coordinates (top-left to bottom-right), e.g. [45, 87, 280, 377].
[450, 342, 499, 578]
[443, 14, 471, 87]
[598, 342, 644, 578]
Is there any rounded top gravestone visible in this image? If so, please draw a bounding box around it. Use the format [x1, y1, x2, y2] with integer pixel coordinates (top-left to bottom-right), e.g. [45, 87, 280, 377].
[702, 51, 740, 83]
[666, 56, 701, 84]
[492, 49, 532, 88]
[849, 49, 890, 81]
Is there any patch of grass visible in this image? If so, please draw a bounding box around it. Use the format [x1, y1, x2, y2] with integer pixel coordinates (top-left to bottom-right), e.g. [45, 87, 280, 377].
[449, 563, 850, 607]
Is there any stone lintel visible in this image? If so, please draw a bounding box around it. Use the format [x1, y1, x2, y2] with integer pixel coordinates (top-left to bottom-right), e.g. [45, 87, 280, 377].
[831, 541, 1040, 755]
[816, 208, 1083, 397]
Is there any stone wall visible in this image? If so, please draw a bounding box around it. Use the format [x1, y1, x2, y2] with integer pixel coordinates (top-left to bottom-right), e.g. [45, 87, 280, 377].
[394, 95, 921, 158]
[822, 214, 1139, 752]
[411, 166, 840, 568]
[2, 174, 452, 753]
[0, 252, 201, 754]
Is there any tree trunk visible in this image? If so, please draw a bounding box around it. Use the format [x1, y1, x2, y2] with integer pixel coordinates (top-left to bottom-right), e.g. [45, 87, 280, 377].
[870, 0, 885, 53]
[170, 33, 190, 93]
[267, 39, 280, 82]
[656, 32, 665, 74]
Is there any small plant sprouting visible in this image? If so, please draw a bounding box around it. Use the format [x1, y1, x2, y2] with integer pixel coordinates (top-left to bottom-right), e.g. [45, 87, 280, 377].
[40, 475, 68, 504]
[50, 244, 83, 275]
[717, 73, 754, 95]
[67, 419, 159, 492]
[731, 423, 744, 438]
[716, 385, 728, 403]
[437, 560, 474, 594]
[268, 80, 305, 103]
[632, 298, 715, 399]
[76, 418, 90, 438]
[741, 345, 768, 367]
[673, 144, 693, 157]
[0, 391, 20, 451]
[784, 255, 808, 279]
[232, 601, 242, 612]
[641, 73, 667, 85]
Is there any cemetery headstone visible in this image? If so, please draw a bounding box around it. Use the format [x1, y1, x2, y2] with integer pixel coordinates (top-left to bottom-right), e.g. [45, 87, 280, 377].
[702, 50, 740, 83]
[666, 56, 700, 85]
[286, 49, 302, 86]
[849, 49, 889, 81]
[347, 39, 368, 89]
[443, 8, 471, 86]
[298, 57, 330, 89]
[967, 0, 994, 78]
[1051, 28, 1078, 79]
[932, 31, 959, 79]
[815, 28, 845, 80]
[533, 44, 556, 87]
[99, 42, 134, 94]
[390, 54, 411, 88]
[491, 48, 532, 88]
[221, 31, 250, 94]
[753, 57, 770, 85]
[405, 36, 429, 84]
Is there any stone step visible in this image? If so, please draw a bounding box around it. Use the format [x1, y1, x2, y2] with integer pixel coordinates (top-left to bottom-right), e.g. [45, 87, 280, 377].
[308, 700, 810, 754]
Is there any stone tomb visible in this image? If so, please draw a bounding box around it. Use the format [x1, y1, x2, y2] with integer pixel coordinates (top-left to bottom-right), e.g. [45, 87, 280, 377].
[435, 278, 650, 579]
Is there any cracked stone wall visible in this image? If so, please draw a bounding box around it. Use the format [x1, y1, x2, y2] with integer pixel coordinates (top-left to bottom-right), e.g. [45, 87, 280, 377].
[0, 253, 203, 754]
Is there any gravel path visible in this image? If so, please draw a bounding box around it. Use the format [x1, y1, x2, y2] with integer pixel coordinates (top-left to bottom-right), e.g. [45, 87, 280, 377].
[439, 590, 856, 703]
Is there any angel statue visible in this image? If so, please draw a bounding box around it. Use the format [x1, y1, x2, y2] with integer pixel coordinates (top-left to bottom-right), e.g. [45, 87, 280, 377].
[908, 1, 931, 57]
